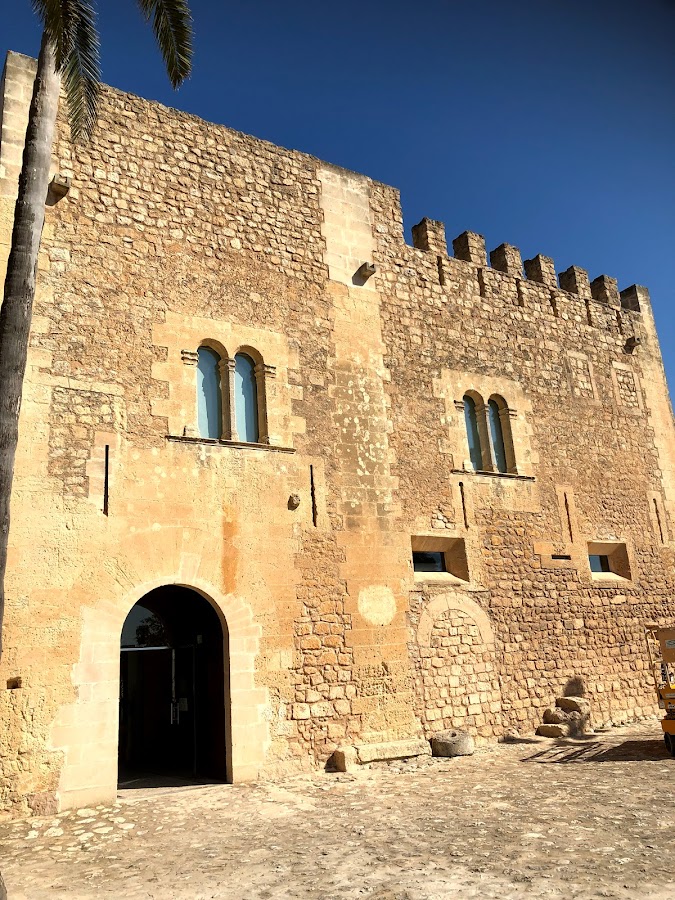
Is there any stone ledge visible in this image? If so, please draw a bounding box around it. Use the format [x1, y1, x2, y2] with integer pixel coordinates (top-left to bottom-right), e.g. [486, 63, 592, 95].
[167, 435, 296, 454]
[333, 739, 431, 772]
[451, 469, 536, 482]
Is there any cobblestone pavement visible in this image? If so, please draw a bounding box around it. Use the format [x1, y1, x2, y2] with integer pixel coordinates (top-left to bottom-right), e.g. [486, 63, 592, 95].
[1, 723, 674, 899]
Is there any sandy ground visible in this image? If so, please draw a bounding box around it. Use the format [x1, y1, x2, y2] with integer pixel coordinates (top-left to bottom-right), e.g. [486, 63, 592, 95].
[1, 722, 674, 899]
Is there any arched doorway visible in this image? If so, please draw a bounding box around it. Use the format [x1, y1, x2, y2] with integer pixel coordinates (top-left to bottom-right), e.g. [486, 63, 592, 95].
[118, 585, 228, 786]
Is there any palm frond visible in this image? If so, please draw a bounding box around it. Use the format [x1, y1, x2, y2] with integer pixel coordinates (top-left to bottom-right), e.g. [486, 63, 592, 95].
[31, 0, 101, 142]
[136, 0, 193, 88]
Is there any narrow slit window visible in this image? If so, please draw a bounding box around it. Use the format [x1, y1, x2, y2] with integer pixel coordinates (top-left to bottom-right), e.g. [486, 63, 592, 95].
[197, 346, 223, 439]
[234, 353, 259, 443]
[487, 398, 508, 473]
[463, 395, 483, 472]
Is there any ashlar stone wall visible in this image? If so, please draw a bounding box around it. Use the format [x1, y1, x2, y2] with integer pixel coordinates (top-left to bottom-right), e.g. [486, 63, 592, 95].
[0, 49, 674, 817]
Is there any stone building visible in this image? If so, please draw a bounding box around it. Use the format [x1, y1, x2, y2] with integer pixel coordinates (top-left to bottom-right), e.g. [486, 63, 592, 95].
[1, 49, 674, 818]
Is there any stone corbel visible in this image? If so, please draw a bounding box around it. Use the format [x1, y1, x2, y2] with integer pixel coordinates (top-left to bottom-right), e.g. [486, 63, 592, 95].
[181, 349, 199, 366]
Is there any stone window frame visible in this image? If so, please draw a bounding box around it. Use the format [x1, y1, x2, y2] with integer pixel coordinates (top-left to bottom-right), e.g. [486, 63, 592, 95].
[189, 341, 274, 444]
[586, 540, 634, 584]
[411, 534, 470, 585]
[434, 369, 536, 480]
[458, 390, 518, 475]
[152, 311, 301, 450]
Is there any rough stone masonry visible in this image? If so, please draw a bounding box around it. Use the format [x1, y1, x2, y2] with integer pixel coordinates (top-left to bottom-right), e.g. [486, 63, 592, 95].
[0, 49, 674, 818]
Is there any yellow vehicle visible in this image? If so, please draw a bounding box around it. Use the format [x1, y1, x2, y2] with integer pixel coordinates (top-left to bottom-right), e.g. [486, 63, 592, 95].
[645, 624, 675, 756]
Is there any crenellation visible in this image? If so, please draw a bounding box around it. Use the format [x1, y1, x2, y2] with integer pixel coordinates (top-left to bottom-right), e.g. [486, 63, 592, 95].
[523, 254, 556, 288]
[620, 284, 645, 313]
[452, 231, 487, 267]
[411, 218, 447, 256]
[559, 265, 592, 300]
[489, 243, 523, 278]
[591, 274, 621, 308]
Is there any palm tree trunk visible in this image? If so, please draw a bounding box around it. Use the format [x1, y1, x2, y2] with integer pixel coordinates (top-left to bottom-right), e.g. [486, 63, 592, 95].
[0, 34, 60, 659]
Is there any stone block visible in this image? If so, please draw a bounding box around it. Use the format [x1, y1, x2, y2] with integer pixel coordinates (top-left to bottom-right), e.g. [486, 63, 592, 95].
[356, 739, 431, 764]
[332, 739, 430, 771]
[542, 707, 568, 725]
[430, 729, 475, 757]
[332, 745, 358, 773]
[536, 724, 569, 738]
[556, 696, 591, 715]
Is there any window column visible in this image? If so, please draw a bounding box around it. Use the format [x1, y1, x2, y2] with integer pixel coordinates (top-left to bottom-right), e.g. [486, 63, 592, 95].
[254, 362, 275, 445]
[225, 357, 239, 441]
[219, 358, 233, 440]
[498, 405, 518, 474]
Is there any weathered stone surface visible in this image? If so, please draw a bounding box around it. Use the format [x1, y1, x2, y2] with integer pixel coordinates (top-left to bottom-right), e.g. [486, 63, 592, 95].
[331, 746, 358, 773]
[333, 739, 430, 771]
[556, 696, 592, 715]
[536, 724, 569, 738]
[543, 707, 569, 725]
[356, 739, 431, 765]
[431, 730, 475, 757]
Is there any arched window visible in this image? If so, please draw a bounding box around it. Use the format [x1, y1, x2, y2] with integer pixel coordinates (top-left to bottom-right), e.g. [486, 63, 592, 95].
[463, 394, 483, 471]
[488, 398, 508, 473]
[234, 353, 259, 442]
[197, 346, 223, 439]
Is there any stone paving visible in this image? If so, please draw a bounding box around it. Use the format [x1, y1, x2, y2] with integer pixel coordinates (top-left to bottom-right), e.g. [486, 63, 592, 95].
[1, 722, 674, 899]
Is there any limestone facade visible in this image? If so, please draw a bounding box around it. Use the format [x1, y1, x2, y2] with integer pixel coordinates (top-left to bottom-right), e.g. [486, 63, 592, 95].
[1, 50, 674, 817]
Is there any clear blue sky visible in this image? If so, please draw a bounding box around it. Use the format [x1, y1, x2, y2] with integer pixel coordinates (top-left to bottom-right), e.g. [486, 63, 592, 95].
[4, 0, 675, 392]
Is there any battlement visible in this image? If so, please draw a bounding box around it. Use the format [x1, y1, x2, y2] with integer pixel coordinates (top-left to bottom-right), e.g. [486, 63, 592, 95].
[412, 218, 644, 315]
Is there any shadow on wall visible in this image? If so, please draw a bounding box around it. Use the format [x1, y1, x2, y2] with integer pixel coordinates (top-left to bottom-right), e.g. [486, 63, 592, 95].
[0, 871, 6, 900]
[563, 676, 586, 697]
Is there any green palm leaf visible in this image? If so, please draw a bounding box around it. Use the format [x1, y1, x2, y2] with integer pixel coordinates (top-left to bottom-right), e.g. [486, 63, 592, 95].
[136, 0, 193, 88]
[31, 0, 101, 141]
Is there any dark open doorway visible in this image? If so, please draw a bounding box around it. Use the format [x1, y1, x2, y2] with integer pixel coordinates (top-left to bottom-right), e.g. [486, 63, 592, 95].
[118, 586, 228, 788]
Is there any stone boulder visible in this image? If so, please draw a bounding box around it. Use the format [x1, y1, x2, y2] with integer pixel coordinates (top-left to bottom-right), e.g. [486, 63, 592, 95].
[536, 723, 569, 738]
[556, 696, 591, 715]
[430, 729, 475, 758]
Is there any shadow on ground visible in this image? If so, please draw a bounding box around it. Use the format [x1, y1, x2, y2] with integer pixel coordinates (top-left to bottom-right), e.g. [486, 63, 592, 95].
[522, 738, 668, 764]
[118, 773, 224, 791]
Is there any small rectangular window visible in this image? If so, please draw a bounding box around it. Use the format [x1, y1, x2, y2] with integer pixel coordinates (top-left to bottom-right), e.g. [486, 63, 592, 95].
[589, 554, 610, 573]
[412, 551, 447, 573]
[587, 541, 631, 581]
[411, 536, 469, 583]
